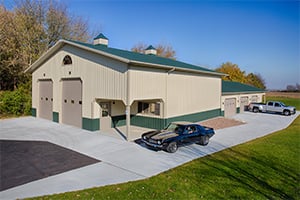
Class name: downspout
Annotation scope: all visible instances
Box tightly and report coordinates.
[125,67,131,141]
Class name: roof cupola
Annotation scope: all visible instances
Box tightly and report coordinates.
[145,45,157,55]
[93,33,108,46]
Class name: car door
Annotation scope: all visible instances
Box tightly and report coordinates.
[185,125,200,143]
[266,102,275,112]
[273,102,282,113]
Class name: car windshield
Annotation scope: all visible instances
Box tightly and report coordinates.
[280,102,286,107]
[165,123,184,134]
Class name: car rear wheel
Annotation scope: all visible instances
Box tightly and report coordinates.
[199,135,209,146]
[253,107,259,113]
[166,142,178,153]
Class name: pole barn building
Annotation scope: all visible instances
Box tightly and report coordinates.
[26,34,264,140]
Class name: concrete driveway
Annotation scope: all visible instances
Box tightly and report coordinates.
[0,111,299,199]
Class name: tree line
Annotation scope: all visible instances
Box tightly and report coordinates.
[0,0,91,91]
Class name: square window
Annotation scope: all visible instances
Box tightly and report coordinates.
[64,99,67,103]
[71,100,74,104]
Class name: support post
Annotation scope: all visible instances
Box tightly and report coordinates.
[125,105,131,141]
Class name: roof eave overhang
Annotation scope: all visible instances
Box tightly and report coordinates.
[25,40,130,73]
[25,39,225,77]
[222,91,265,95]
[129,60,225,77]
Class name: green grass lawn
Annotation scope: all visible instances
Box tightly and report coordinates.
[266,96,300,111]
[29,116,300,200]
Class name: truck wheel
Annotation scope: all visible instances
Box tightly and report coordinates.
[166,142,178,153]
[253,107,259,113]
[283,110,290,116]
[199,135,209,146]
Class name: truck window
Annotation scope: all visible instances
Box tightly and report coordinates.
[275,103,280,107]
[267,102,273,106]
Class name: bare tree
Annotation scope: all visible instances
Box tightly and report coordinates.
[131,43,176,59]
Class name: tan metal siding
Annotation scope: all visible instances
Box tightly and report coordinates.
[166,72,221,118]
[32,44,128,120]
[129,66,166,104]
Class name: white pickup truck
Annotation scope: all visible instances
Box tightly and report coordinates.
[248,101,296,116]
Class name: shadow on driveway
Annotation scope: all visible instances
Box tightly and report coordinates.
[0,140,100,191]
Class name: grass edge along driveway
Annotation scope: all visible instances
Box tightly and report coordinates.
[29,115,300,200]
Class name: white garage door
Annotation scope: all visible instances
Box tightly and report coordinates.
[224,98,236,117]
[62,79,82,128]
[240,97,249,113]
[39,80,53,120]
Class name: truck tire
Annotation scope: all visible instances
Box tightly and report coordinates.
[166,142,178,153]
[283,110,290,116]
[199,135,209,146]
[253,107,259,113]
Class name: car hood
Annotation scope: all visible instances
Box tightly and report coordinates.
[285,106,295,109]
[144,130,178,140]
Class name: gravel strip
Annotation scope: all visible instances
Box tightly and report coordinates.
[199,117,245,130]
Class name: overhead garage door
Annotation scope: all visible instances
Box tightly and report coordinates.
[251,95,258,103]
[224,98,236,117]
[62,79,82,128]
[240,97,249,113]
[39,80,53,120]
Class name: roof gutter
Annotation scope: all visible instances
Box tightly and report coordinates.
[222,91,265,95]
[129,60,225,77]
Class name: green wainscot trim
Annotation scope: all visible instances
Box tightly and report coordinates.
[166,108,221,125]
[111,115,126,128]
[31,108,37,117]
[111,109,221,130]
[52,112,59,123]
[111,115,165,130]
[220,110,225,116]
[131,115,166,130]
[82,118,99,131]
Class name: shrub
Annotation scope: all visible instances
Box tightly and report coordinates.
[0,84,31,116]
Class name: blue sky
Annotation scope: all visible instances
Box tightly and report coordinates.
[4,0,300,90]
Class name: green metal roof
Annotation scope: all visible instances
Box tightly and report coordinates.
[145,45,156,50]
[222,80,265,94]
[69,40,223,75]
[93,33,108,40]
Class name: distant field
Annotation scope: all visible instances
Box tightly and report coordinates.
[267,92,300,99]
[266,92,300,110]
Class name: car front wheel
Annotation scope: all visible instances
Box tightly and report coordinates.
[166,142,178,153]
[283,110,290,116]
[199,135,209,146]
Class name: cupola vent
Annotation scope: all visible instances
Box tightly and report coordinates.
[145,45,157,55]
[93,33,108,46]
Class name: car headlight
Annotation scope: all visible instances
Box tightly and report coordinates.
[143,136,147,140]
[157,140,161,145]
